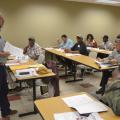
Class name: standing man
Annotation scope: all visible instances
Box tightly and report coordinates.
[23,37,44,62]
[0,15,17,120]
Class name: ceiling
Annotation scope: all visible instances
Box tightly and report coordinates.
[65,0,120,6]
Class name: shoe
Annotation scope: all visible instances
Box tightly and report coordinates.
[9,109,18,115]
[2,116,10,120]
[9,86,23,94]
[96,87,105,95]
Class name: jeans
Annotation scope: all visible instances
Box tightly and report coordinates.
[0,65,10,117]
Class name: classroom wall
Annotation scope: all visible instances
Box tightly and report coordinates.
[0,0,120,48]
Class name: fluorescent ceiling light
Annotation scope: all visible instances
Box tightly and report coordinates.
[96,0,120,4]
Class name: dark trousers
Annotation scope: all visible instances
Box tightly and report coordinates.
[56,56,75,71]
[100,70,112,88]
[0,65,10,117]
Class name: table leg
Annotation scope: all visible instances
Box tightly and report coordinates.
[19,80,37,117]
[66,63,83,83]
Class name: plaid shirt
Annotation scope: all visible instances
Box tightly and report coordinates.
[26,43,43,59]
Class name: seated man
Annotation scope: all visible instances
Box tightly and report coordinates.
[64,35,88,72]
[23,37,44,61]
[59,34,74,49]
[97,35,113,59]
[96,38,120,95]
[56,34,74,66]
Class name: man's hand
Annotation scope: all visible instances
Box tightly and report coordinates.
[64,49,71,53]
[110,59,117,65]
[2,51,10,57]
[23,45,29,54]
[96,58,104,62]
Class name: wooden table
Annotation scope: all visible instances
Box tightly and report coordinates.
[45,48,118,83]
[45,48,117,71]
[35,92,120,120]
[9,63,56,117]
[87,47,112,55]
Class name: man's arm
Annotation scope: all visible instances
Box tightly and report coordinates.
[23,46,29,54]
[0,51,10,57]
[64,49,79,54]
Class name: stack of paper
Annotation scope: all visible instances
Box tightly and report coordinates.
[95,60,118,68]
[54,112,103,120]
[4,42,24,57]
[15,68,39,78]
[62,94,108,114]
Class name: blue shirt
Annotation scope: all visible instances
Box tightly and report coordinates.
[59,39,74,49]
[0,36,7,63]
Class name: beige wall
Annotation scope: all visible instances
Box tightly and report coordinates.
[0,0,120,48]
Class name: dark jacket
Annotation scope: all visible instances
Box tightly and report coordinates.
[71,43,88,56]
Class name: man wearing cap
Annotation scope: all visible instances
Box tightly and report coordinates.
[23,37,44,61]
[96,38,120,95]
[64,35,88,72]
[0,15,17,120]
[65,35,88,55]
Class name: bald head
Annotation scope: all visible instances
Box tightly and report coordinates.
[0,15,4,29]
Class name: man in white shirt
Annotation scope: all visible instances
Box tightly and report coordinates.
[100,35,113,50]
[97,35,113,59]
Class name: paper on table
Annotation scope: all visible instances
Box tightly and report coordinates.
[4,42,23,57]
[65,53,81,57]
[45,47,54,50]
[15,68,38,78]
[87,47,92,50]
[6,62,20,66]
[95,60,118,69]
[54,112,81,120]
[62,94,108,114]
[75,101,108,114]
[55,48,64,52]
[62,94,94,107]
[54,112,103,120]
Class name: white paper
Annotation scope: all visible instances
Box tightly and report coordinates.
[4,42,24,57]
[95,60,118,68]
[87,47,92,50]
[54,112,81,120]
[65,53,81,57]
[62,94,94,107]
[54,112,103,120]
[6,55,29,66]
[55,48,64,52]
[62,94,108,114]
[15,68,38,78]
[75,101,107,114]
[45,47,54,50]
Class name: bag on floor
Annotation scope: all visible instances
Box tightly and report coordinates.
[42,60,60,97]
